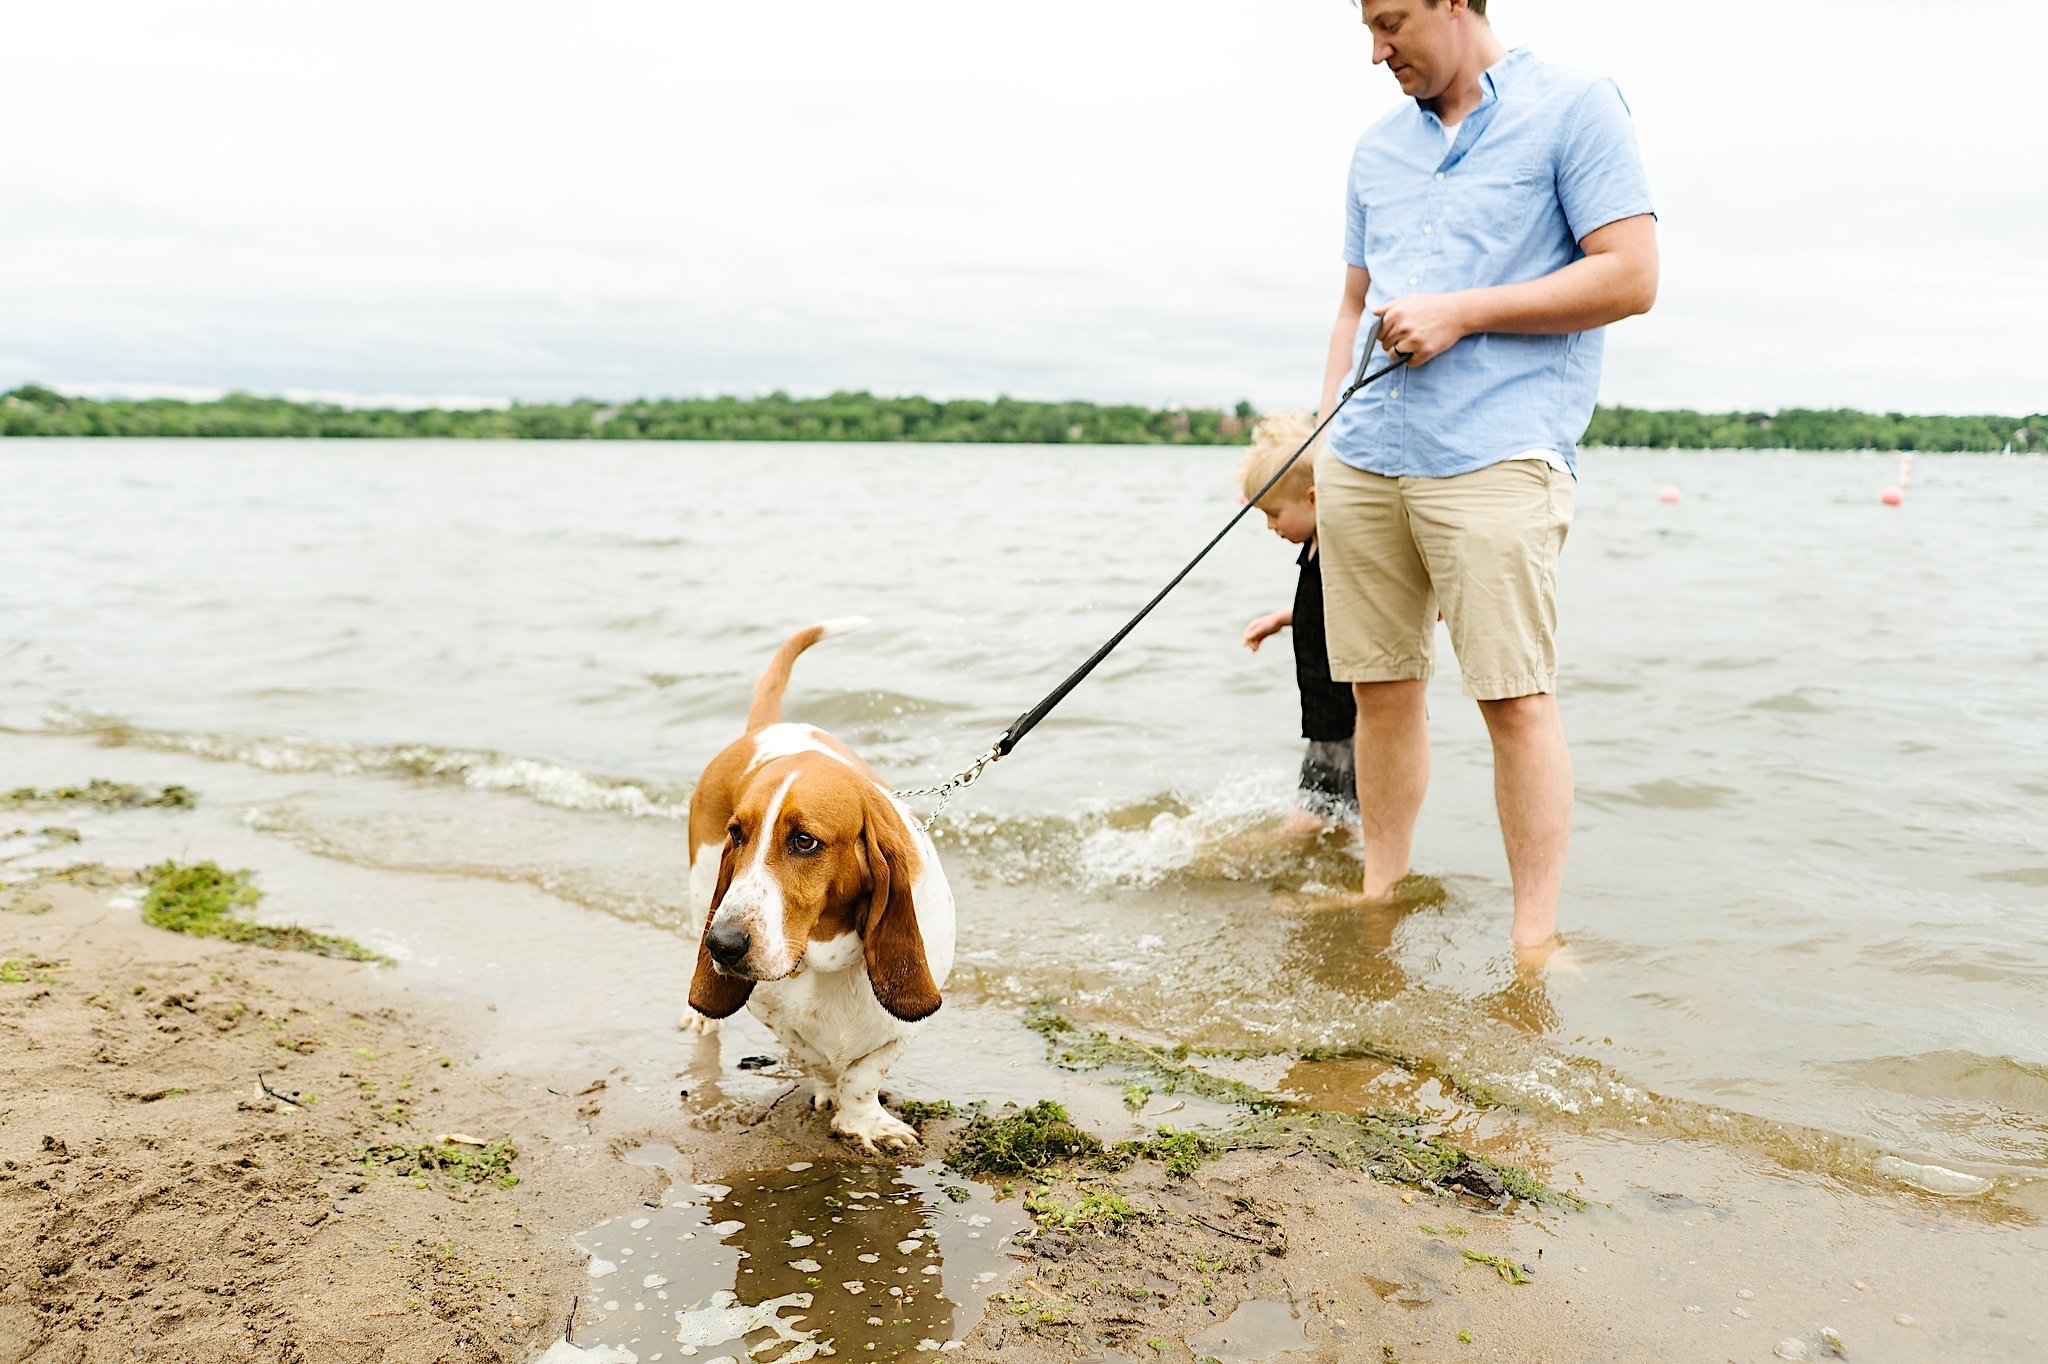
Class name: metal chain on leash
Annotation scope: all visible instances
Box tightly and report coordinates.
[896,743,1003,833]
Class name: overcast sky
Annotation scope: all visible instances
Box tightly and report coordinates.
[4,1,2042,414]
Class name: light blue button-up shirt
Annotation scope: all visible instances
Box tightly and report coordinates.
[1328,48,1655,479]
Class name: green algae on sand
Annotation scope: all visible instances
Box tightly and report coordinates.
[2,780,195,810]
[1017,1007,1584,1209]
[141,860,390,963]
[359,1139,520,1191]
[947,1100,1104,1177]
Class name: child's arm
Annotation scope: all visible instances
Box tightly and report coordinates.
[1243,608,1293,652]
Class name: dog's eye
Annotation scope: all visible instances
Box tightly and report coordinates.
[787,830,821,856]
[727,823,744,845]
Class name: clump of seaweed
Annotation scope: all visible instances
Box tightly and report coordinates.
[1025,1007,1276,1110]
[32,862,131,888]
[947,1100,1103,1177]
[1024,1188,1143,1232]
[141,860,389,963]
[1102,1127,1221,1180]
[1460,1249,1533,1284]
[894,1098,961,1127]
[1013,1009,1580,1209]
[0,957,65,985]
[1203,1038,1501,1109]
[2,780,194,810]
[360,1139,519,1190]
[1226,1109,1583,1209]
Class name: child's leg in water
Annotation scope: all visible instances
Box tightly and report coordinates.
[1291,737,1358,835]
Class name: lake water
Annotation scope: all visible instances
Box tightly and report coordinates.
[3,438,2044,1213]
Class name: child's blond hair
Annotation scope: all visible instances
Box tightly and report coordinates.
[1237,411,1323,507]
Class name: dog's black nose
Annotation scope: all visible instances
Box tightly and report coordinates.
[706,922,751,968]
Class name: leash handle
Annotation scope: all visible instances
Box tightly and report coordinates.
[995,322,1404,759]
[1352,315,1385,392]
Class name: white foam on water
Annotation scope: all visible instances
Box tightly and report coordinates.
[536,1342,639,1364]
[47,710,692,821]
[1874,1156,1994,1196]
[1068,771,1301,889]
[672,1290,817,1352]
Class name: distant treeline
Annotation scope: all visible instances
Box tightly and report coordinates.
[2,385,2037,452]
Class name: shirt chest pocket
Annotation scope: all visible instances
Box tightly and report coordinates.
[1441,152,1550,259]
[1360,150,1549,281]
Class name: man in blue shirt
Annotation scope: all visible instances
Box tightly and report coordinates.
[1314,0,1658,952]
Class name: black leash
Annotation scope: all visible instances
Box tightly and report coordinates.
[902,321,1404,826]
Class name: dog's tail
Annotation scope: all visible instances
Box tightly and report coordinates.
[747,618,869,731]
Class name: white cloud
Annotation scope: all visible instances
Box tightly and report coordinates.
[1,1,2041,414]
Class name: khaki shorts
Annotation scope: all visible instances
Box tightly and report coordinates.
[1312,454,1575,700]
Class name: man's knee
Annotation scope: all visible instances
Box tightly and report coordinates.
[1352,678,1428,719]
[1477,692,1559,740]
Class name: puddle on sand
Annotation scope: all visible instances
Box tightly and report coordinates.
[1189,1297,1311,1362]
[567,1152,1028,1361]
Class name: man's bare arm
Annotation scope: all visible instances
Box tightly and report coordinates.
[1374,214,1659,365]
[1320,265,1372,418]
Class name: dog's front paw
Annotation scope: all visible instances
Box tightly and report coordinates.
[810,1081,837,1112]
[831,1103,920,1156]
[678,1010,722,1036]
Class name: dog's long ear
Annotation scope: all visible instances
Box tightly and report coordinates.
[860,791,941,1022]
[688,842,755,1019]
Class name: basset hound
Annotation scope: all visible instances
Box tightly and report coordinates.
[681,620,956,1153]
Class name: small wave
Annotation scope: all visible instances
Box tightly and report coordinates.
[43,708,693,821]
[1976,867,2048,887]
[1587,778,1739,811]
[1873,1156,1995,1198]
[799,688,973,728]
[1071,774,1356,889]
[36,708,1358,892]
[933,772,1360,890]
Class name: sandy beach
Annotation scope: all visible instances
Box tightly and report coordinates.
[2,802,1580,1364]
[5,732,2039,1364]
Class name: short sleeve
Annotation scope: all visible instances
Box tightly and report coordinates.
[1556,79,1655,244]
[1342,151,1368,267]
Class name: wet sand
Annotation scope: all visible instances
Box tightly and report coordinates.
[3,731,2042,1363]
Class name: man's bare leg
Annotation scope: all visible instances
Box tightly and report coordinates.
[1477,693,1573,946]
[1353,679,1430,898]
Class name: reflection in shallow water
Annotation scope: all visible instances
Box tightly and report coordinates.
[568,1155,1027,1361]
[1188,1297,1310,1362]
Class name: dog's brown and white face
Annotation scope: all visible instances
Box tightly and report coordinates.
[689,751,940,1023]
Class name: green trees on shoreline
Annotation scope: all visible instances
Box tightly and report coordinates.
[2,384,2036,452]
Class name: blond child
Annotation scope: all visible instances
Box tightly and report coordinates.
[1239,413,1358,835]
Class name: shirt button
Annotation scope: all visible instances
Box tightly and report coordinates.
[1408,276,1419,285]
[1435,172,1446,181]
[1390,388,1401,398]
[1423,224,1434,234]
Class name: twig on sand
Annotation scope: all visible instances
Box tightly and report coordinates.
[564,1296,577,1343]
[257,1073,302,1109]
[1190,1214,1266,1245]
[743,1082,804,1125]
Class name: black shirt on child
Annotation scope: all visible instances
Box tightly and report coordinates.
[1293,539,1357,743]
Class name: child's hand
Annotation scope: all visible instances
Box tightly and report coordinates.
[1243,613,1288,651]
